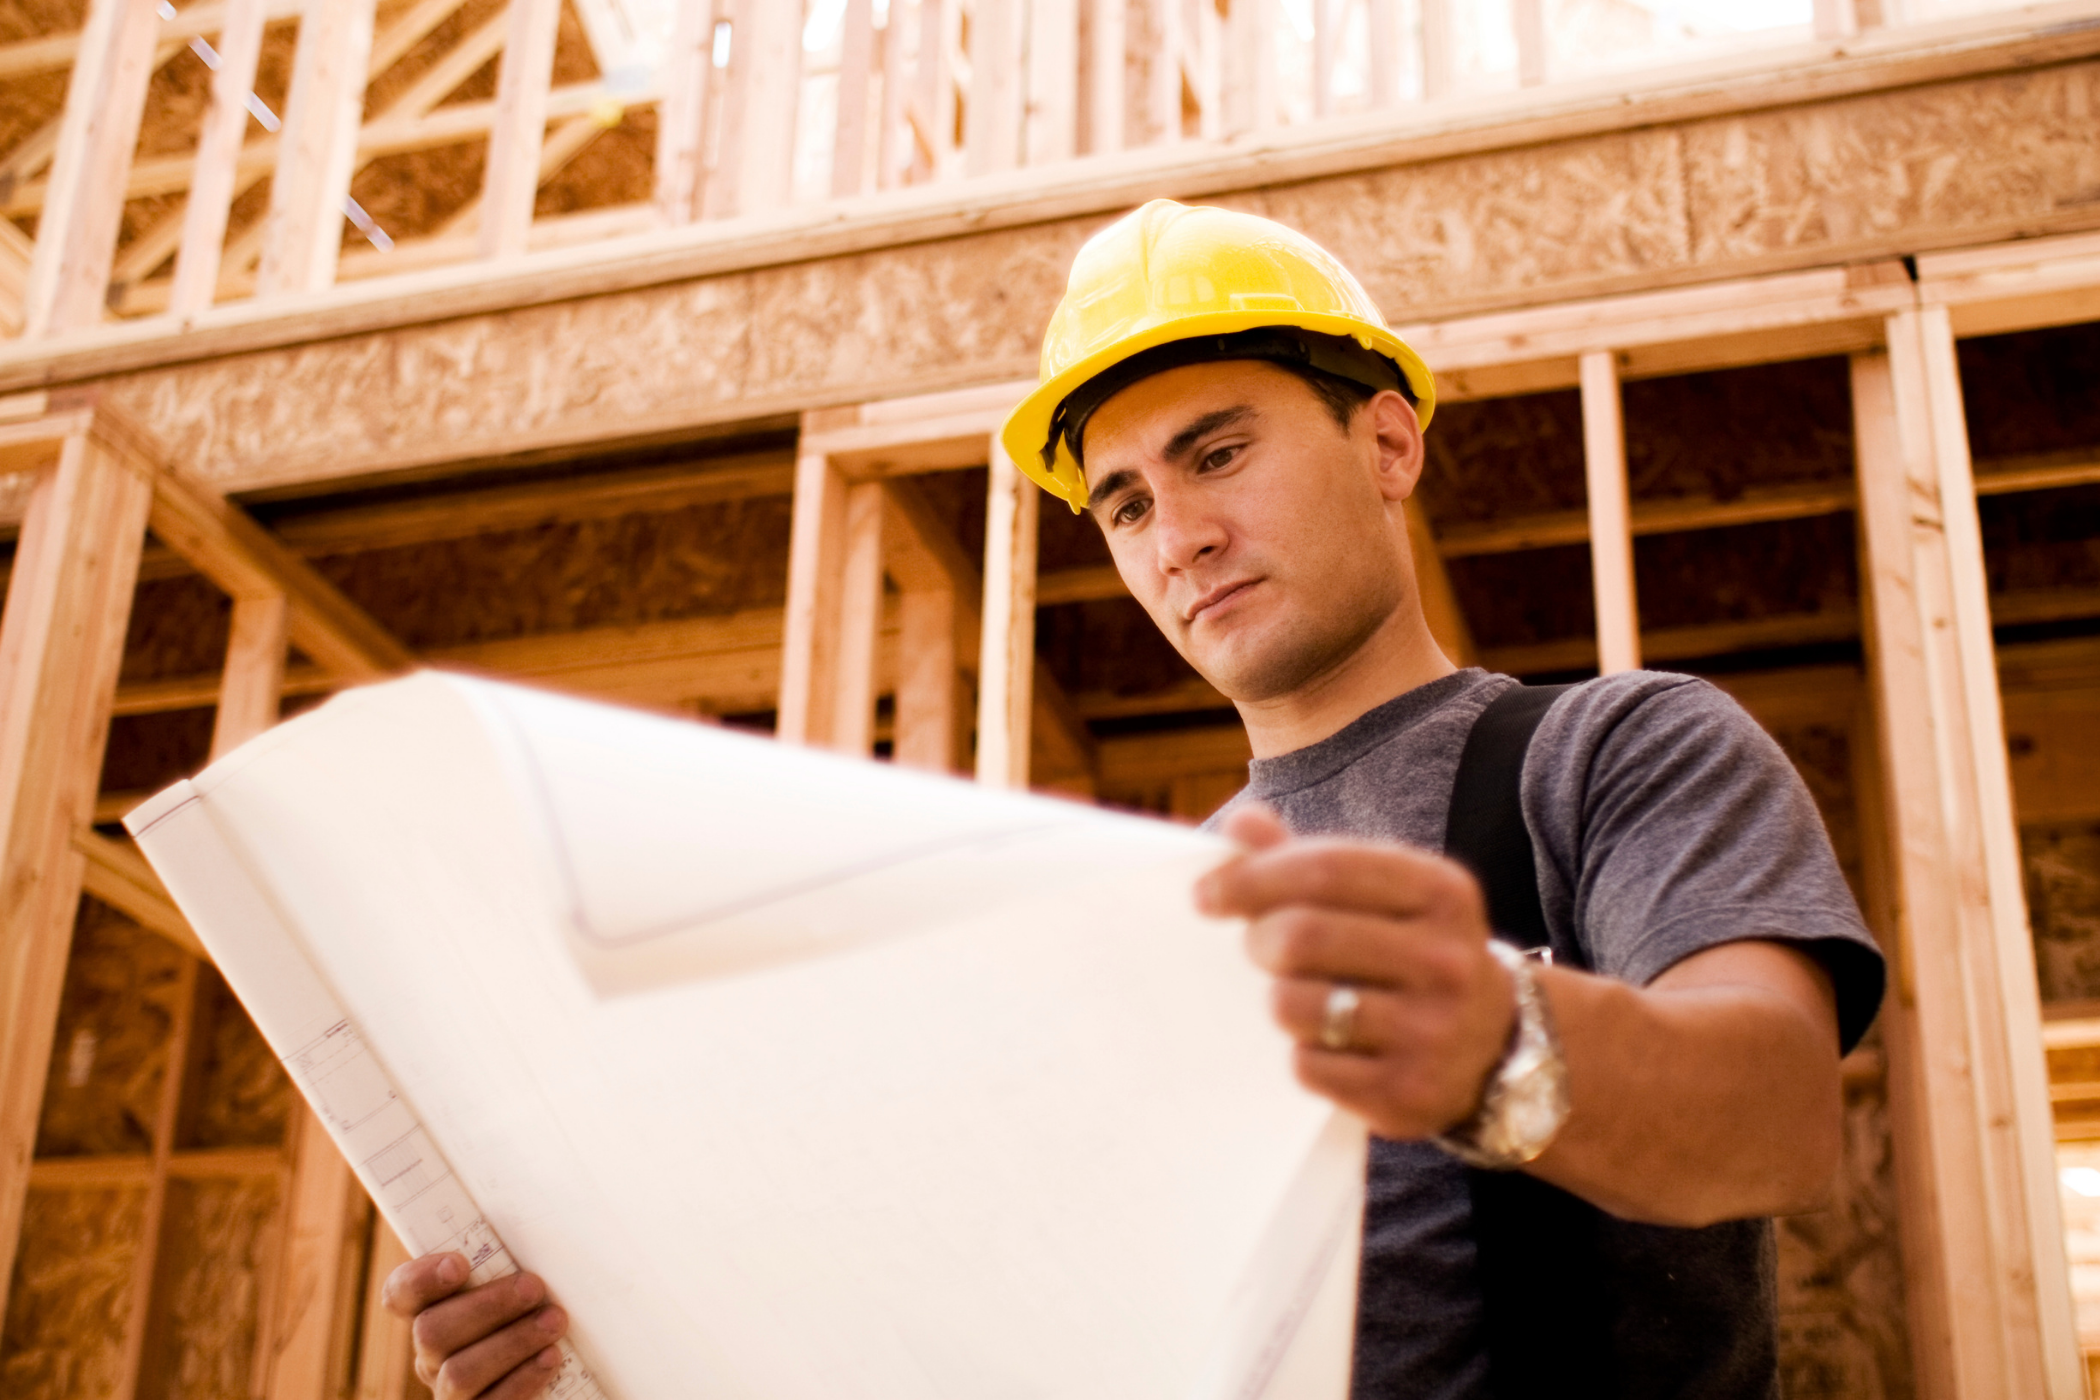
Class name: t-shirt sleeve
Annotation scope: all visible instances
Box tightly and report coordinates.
[1522,672,1886,1054]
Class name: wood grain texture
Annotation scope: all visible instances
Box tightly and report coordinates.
[72,58,2100,494]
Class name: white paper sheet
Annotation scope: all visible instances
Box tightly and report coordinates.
[128,672,1364,1400]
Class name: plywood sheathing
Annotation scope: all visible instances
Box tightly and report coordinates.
[87,55,2100,498]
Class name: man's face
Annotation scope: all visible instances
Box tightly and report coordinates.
[1080,360,1423,704]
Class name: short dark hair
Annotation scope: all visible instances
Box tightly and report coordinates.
[1057,328,1417,470]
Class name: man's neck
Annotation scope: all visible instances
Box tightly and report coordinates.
[1232,604,1458,759]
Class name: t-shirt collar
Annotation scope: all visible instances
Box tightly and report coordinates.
[1243,668,1490,800]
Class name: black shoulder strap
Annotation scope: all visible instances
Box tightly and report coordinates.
[1441,681,1616,1399]
[1442,682,1570,954]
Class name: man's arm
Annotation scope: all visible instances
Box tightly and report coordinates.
[1201,804,1842,1229]
[381,1253,567,1400]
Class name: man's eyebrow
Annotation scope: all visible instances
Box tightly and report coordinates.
[1086,468,1140,513]
[1163,405,1255,461]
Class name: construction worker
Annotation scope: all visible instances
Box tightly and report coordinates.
[384,200,1884,1399]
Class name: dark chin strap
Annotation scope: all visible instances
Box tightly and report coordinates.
[1042,327,1406,476]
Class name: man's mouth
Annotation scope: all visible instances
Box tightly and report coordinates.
[1184,579,1260,624]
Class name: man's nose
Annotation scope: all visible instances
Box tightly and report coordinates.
[1151,486,1228,574]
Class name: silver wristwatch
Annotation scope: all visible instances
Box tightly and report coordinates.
[1431,939,1571,1170]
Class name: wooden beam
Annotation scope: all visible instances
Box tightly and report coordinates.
[831,480,887,755]
[967,0,1022,176]
[479,0,563,261]
[263,1107,364,1400]
[256,0,377,297]
[0,0,303,79]
[169,0,271,318]
[776,447,852,745]
[0,418,153,1324]
[1580,350,1639,673]
[102,414,411,680]
[1405,498,1477,666]
[976,437,1039,787]
[1312,0,1341,117]
[1436,480,1857,558]
[1852,326,2081,1399]
[1025,0,1078,164]
[19,0,161,336]
[74,828,205,958]
[1419,0,1453,97]
[1143,0,1181,145]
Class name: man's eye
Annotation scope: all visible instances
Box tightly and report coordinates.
[1200,444,1241,472]
[1112,497,1150,527]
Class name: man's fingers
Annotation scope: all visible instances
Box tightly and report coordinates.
[1245,906,1477,988]
[429,1304,567,1400]
[412,1273,553,1375]
[1199,839,1480,924]
[1217,802,1290,852]
[382,1252,470,1317]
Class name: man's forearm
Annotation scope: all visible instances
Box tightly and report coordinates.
[1526,941,1842,1228]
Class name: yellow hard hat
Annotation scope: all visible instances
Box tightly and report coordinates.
[1001,199,1436,512]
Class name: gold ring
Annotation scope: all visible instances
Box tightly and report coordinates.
[1320,984,1361,1052]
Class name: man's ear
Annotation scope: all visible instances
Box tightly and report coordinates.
[1366,390,1426,503]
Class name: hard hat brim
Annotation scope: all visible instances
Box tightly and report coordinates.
[1000,310,1438,512]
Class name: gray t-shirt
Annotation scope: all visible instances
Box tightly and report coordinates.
[1212,667,1884,1400]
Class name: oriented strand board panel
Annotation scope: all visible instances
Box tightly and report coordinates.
[93,59,2100,494]
[0,1185,150,1400]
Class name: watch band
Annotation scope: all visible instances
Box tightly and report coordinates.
[1431,939,1572,1170]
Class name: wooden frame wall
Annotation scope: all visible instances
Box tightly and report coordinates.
[3,188,2100,1400]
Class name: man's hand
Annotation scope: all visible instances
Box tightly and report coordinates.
[1197,803,1515,1140]
[381,1253,567,1400]
[1199,803,1845,1227]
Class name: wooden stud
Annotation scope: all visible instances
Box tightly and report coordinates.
[1221,0,1273,137]
[877,0,911,187]
[479,0,563,261]
[656,0,717,223]
[256,0,377,297]
[353,1220,418,1400]
[1085,0,1125,153]
[1419,0,1453,98]
[0,219,30,335]
[885,477,975,773]
[212,592,290,761]
[117,955,203,1400]
[967,0,1022,176]
[721,0,802,214]
[1852,331,2081,1400]
[832,0,877,196]
[1815,0,1859,41]
[169,0,271,318]
[0,419,154,1321]
[975,436,1039,788]
[907,0,953,181]
[777,447,852,746]
[19,0,161,336]
[830,479,887,755]
[1513,0,1547,87]
[1025,0,1079,165]
[261,1109,364,1400]
[1579,349,1639,674]
[1312,0,1341,118]
[1144,0,1181,145]
[1404,499,1476,666]
[1367,0,1402,107]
